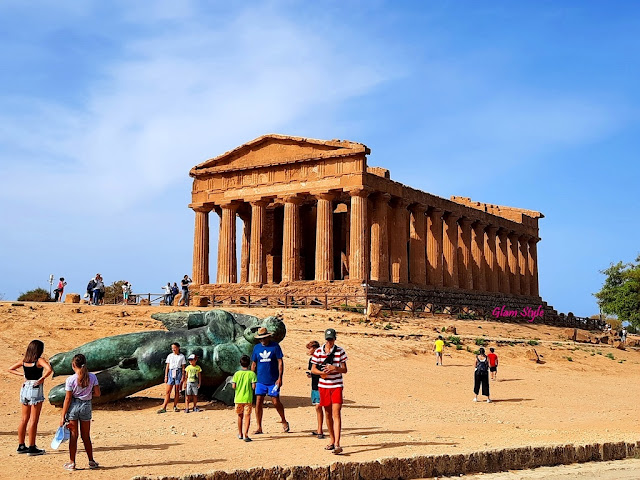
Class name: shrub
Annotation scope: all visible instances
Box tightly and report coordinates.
[606,353,615,360]
[441,327,446,332]
[448,336,462,345]
[17,288,52,302]
[457,313,478,320]
[456,344,463,350]
[475,338,487,346]
[567,356,573,362]
[527,340,539,346]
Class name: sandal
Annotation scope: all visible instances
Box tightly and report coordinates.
[63,462,76,471]
[253,430,263,435]
[282,421,290,433]
[333,446,343,454]
[157,408,167,414]
[325,444,335,451]
[173,406,180,412]
[193,407,201,412]
[89,460,99,469]
[317,433,325,439]
[184,408,190,413]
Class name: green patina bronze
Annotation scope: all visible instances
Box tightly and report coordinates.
[48,310,286,406]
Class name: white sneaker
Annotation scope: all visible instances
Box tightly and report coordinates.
[486,399,492,403]
[473,398,478,402]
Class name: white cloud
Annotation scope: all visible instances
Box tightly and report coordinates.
[0,4,390,211]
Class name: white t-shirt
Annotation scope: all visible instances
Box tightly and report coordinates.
[166,353,186,371]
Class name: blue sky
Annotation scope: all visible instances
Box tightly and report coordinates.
[0,1,638,316]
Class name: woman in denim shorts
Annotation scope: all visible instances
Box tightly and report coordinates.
[8,339,53,456]
[59,354,101,471]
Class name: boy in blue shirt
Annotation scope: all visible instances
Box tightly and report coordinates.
[250,327,289,434]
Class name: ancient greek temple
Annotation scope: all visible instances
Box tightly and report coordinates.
[189,134,548,313]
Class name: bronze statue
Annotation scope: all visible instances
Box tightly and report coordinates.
[48,310,286,405]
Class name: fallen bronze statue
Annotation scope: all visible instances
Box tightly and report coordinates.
[48,309,286,405]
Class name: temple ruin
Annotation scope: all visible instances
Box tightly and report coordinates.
[188,134,558,317]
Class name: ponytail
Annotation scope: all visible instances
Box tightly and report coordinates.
[72,354,90,388]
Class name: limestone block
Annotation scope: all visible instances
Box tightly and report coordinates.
[139,299,150,306]
[445,325,457,334]
[173,293,182,306]
[575,330,590,343]
[564,328,576,341]
[615,341,626,350]
[366,302,383,318]
[65,294,80,304]
[194,296,209,307]
[525,348,540,362]
[600,335,609,344]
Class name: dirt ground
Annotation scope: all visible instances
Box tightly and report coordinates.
[1,302,638,480]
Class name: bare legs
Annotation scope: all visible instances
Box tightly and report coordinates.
[254,395,287,433]
[161,384,180,410]
[18,403,43,447]
[323,403,342,449]
[67,420,95,465]
[315,404,324,435]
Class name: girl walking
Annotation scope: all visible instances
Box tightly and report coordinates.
[8,340,53,455]
[60,354,101,470]
[473,347,491,403]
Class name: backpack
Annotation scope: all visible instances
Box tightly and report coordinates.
[171,285,179,295]
[476,356,489,375]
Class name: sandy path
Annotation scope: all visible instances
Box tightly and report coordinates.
[1,303,638,480]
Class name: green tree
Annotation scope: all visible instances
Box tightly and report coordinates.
[594,256,640,328]
[17,288,52,302]
[104,280,127,304]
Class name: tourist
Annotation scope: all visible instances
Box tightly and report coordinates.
[7,339,53,456]
[306,340,324,439]
[171,282,179,305]
[59,354,100,470]
[250,327,289,434]
[473,347,491,403]
[184,354,202,413]
[86,277,96,305]
[310,328,348,455]
[162,282,172,306]
[487,347,499,380]
[232,355,257,442]
[434,335,445,366]
[181,275,192,306]
[121,281,131,305]
[157,343,186,413]
[621,327,627,344]
[92,275,104,306]
[53,277,67,302]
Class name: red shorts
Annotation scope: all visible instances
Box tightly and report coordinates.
[319,387,343,406]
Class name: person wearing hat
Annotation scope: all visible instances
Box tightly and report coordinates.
[184,354,202,413]
[250,327,289,434]
[310,328,348,454]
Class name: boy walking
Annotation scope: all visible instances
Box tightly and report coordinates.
[184,354,202,413]
[487,347,499,380]
[232,355,257,442]
[157,343,186,413]
[434,335,445,365]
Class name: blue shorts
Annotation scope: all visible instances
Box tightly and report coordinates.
[167,370,182,385]
[311,389,320,405]
[66,398,92,422]
[20,381,45,406]
[255,382,280,397]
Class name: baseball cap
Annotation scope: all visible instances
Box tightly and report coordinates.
[188,354,197,360]
[325,328,336,340]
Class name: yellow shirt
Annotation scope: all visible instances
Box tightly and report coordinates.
[435,339,444,353]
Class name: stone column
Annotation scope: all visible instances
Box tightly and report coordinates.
[315,193,334,281]
[471,221,486,291]
[409,204,427,284]
[216,203,238,284]
[496,228,510,294]
[249,200,268,284]
[349,188,370,281]
[507,232,520,295]
[528,237,539,297]
[484,225,499,292]
[390,199,409,283]
[239,211,250,283]
[370,193,390,281]
[518,235,530,296]
[427,207,444,287]
[281,196,303,282]
[192,206,211,285]
[457,218,473,290]
[442,212,459,288]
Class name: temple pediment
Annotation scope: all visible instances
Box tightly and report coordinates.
[190,134,369,176]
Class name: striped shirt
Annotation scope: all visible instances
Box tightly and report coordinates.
[311,344,348,389]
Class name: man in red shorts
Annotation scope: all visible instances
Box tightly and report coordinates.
[311,328,348,454]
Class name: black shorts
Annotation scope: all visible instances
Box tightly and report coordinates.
[489,366,497,372]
